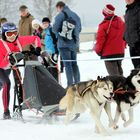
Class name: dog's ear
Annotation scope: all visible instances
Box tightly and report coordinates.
[97,76,101,81]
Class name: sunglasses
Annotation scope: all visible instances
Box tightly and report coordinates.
[5,30,18,37]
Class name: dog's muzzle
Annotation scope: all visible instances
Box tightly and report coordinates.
[103,92,114,101]
[110,92,114,97]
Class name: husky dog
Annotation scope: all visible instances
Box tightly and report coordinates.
[105,69,140,128]
[59,76,114,136]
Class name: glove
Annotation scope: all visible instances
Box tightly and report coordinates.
[30,46,41,56]
[9,52,24,66]
[35,47,41,56]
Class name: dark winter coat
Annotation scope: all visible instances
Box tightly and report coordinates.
[95,16,126,59]
[124,1,140,46]
[52,6,81,51]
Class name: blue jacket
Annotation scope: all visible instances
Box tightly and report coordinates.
[52,6,81,51]
[44,26,55,54]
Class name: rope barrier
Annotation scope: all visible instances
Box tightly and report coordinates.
[59,56,140,62]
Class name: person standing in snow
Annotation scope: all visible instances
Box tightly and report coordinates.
[42,17,58,56]
[18,5,34,51]
[41,17,59,81]
[0,22,41,119]
[124,0,140,68]
[32,19,44,40]
[95,4,126,76]
[52,1,81,86]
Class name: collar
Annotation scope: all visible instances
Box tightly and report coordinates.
[21,13,31,19]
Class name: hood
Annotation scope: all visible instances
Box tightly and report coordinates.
[62,5,70,13]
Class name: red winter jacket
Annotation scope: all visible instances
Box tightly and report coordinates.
[95,16,126,59]
[0,36,41,69]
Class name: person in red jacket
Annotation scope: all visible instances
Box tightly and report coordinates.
[0,22,41,119]
[94,4,126,76]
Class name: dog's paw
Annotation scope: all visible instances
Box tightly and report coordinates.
[123,121,132,128]
[113,125,119,130]
[108,122,118,130]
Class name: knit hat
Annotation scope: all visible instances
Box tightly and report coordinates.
[102,4,115,17]
[42,17,51,23]
[32,19,42,30]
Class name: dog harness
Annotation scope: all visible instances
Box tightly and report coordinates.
[114,87,137,95]
[75,81,104,105]
[76,80,95,97]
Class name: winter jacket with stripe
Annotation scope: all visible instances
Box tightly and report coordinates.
[0,36,41,68]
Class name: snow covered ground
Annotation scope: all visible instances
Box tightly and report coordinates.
[0,42,140,140]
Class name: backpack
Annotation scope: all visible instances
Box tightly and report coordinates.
[49,27,58,54]
[49,27,57,45]
[59,11,76,41]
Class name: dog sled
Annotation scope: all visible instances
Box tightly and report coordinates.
[12,51,80,122]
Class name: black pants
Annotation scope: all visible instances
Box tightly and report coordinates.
[0,69,11,112]
[105,60,123,76]
[129,43,140,68]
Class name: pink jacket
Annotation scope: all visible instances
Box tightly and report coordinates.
[0,36,41,68]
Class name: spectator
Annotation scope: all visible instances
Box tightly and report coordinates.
[95,4,126,76]
[124,0,140,68]
[0,18,7,26]
[0,22,41,119]
[52,1,81,86]
[32,19,43,39]
[18,5,34,51]
[42,17,58,55]
[42,17,59,81]
[0,18,7,39]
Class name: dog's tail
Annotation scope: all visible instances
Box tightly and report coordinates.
[59,87,74,110]
[59,95,68,110]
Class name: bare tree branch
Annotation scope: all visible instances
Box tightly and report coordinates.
[33,0,73,20]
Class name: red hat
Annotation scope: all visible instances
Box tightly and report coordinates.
[102,4,115,17]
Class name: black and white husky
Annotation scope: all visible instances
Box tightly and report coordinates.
[105,69,140,128]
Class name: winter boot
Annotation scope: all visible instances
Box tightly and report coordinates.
[3,110,11,120]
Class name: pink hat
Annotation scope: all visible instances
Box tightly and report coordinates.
[102,4,115,17]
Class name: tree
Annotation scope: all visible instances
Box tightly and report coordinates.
[33,0,73,20]
[0,0,27,24]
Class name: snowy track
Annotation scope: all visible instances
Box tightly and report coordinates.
[0,42,140,140]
